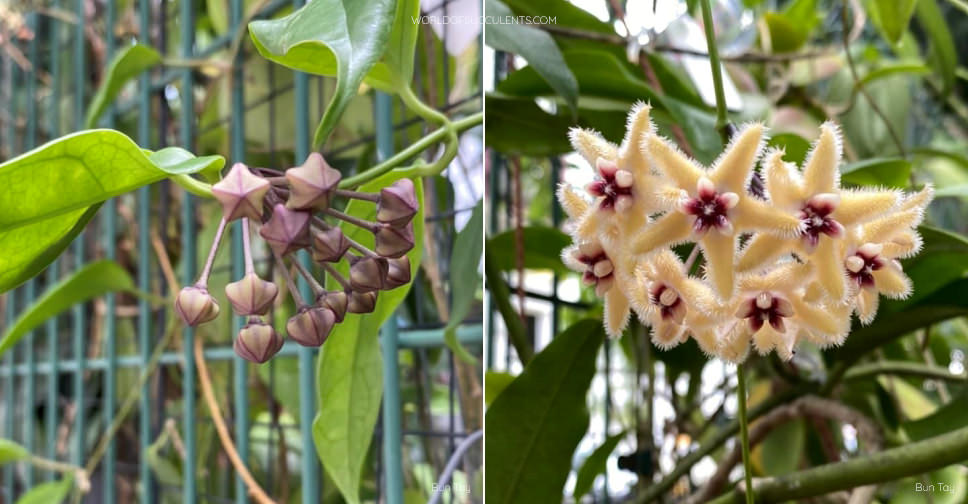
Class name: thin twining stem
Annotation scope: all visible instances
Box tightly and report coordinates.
[273,253,306,306]
[291,259,325,297]
[323,207,378,231]
[198,217,228,285]
[320,262,351,290]
[242,218,255,275]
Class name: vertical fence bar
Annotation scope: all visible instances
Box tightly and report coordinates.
[45,1,63,479]
[71,0,87,474]
[375,91,404,504]
[291,0,321,497]
[23,14,39,490]
[137,0,155,500]
[180,0,198,500]
[228,0,249,501]
[102,1,118,500]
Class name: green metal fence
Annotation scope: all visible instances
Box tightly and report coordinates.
[0,1,483,502]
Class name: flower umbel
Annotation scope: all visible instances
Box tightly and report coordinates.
[558,111,932,361]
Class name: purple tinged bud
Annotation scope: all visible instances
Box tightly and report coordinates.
[234,318,284,364]
[347,290,378,314]
[374,221,415,258]
[212,163,270,221]
[285,152,342,210]
[175,285,220,326]
[377,179,418,226]
[225,273,278,316]
[312,226,351,263]
[384,257,411,289]
[259,204,311,256]
[286,306,336,347]
[318,291,348,322]
[349,256,389,292]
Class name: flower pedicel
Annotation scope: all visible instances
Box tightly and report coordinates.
[175,155,418,363]
[559,103,932,362]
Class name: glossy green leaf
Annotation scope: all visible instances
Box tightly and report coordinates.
[313,171,424,504]
[248,0,396,146]
[501,0,612,35]
[0,129,224,232]
[484,371,516,407]
[84,44,162,129]
[14,476,74,504]
[858,61,930,87]
[0,205,100,294]
[753,419,805,476]
[147,147,225,182]
[764,0,819,53]
[487,226,571,274]
[444,199,483,363]
[377,0,421,85]
[0,260,134,357]
[903,392,968,442]
[486,319,604,503]
[768,133,812,165]
[485,0,579,112]
[933,184,968,198]
[840,157,911,188]
[866,0,918,45]
[485,95,575,156]
[573,431,626,500]
[916,0,957,96]
[0,439,30,464]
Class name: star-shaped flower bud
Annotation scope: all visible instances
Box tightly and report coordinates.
[285,152,341,210]
[349,256,389,292]
[374,221,415,258]
[234,318,283,364]
[347,290,378,314]
[212,163,270,221]
[635,124,802,299]
[286,306,336,347]
[737,124,902,300]
[175,285,220,326]
[377,179,418,226]
[225,273,278,316]
[259,204,311,256]
[312,227,351,263]
[384,257,411,289]
[318,290,348,323]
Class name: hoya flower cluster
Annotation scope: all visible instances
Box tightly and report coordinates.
[175,153,418,363]
[559,104,932,362]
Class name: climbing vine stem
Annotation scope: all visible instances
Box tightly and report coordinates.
[736,365,755,504]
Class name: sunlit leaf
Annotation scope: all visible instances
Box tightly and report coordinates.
[0,260,134,357]
[840,157,910,188]
[14,476,73,504]
[84,44,162,129]
[484,371,516,407]
[313,171,424,504]
[866,0,918,45]
[0,439,30,465]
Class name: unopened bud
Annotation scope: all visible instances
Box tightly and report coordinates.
[312,226,351,263]
[234,318,284,363]
[175,285,220,326]
[225,273,278,316]
[374,222,415,258]
[347,290,378,314]
[212,163,270,221]
[259,204,311,256]
[318,290,348,323]
[384,257,411,289]
[285,152,342,210]
[286,306,336,347]
[349,256,389,292]
[377,179,418,226]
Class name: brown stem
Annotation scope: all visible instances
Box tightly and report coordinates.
[323,208,378,232]
[194,337,276,504]
[291,259,325,296]
[273,253,306,306]
[320,262,351,290]
[334,189,379,202]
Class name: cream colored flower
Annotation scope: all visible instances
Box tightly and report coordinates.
[561,239,635,338]
[566,103,660,246]
[634,124,802,299]
[627,250,722,353]
[738,123,900,301]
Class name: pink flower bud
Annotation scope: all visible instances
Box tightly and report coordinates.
[347,290,378,314]
[259,204,311,256]
[286,306,336,347]
[175,285,220,326]
[311,226,351,263]
[349,256,389,292]
[225,273,278,316]
[234,318,284,364]
[374,221,415,258]
[212,163,270,221]
[285,152,342,210]
[318,290,348,322]
[377,179,418,226]
[384,257,411,289]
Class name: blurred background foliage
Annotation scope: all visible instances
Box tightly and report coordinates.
[484,0,968,502]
